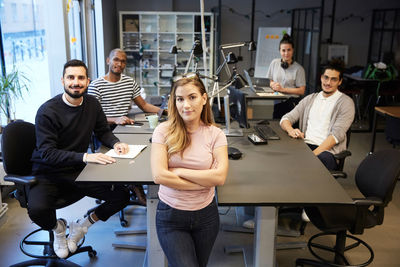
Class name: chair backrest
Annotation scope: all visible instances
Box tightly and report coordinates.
[385,115,400,146]
[1,120,36,176]
[356,150,400,206]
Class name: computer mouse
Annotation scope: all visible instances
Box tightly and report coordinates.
[228,146,242,160]
[257,119,269,125]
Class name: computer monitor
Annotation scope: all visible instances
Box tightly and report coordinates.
[228,86,249,129]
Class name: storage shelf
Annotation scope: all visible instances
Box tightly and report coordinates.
[120,11,214,96]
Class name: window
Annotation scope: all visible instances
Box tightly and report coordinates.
[11,3,17,23]
[68,0,84,60]
[23,3,28,22]
[0,0,51,123]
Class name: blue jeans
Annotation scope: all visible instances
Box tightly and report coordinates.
[156,198,220,267]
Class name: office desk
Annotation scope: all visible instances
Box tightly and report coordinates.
[343,74,380,131]
[77,123,352,267]
[217,122,353,267]
[76,134,164,267]
[370,106,400,153]
[241,87,298,100]
[113,122,155,134]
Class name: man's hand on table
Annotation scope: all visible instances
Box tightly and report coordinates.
[113,142,129,155]
[115,116,135,125]
[86,153,116,165]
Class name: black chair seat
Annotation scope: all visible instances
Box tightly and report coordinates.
[297,150,400,267]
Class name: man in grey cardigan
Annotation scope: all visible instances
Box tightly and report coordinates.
[280,63,355,170]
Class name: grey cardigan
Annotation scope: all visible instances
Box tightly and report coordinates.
[281,92,355,154]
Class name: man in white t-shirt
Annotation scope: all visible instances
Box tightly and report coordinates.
[280,63,355,170]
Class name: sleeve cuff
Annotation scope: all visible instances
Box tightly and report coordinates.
[157,108,164,117]
[83,153,88,163]
[280,117,289,126]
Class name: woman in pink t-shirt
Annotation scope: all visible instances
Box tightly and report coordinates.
[151,75,228,267]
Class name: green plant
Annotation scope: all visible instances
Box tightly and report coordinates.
[0,68,29,123]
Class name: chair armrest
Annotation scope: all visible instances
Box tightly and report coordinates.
[333,150,352,160]
[330,170,347,179]
[353,197,383,206]
[4,174,37,186]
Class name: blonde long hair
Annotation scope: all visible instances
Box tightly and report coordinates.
[165,77,214,157]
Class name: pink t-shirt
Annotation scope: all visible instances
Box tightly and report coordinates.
[152,122,227,211]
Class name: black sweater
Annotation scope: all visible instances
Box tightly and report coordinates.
[31,94,119,175]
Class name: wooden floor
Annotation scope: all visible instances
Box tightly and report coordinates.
[1,131,399,267]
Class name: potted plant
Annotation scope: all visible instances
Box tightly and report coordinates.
[0,68,29,132]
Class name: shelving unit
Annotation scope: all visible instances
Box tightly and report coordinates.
[120,11,214,96]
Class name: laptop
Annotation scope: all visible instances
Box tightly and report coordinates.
[243,70,273,94]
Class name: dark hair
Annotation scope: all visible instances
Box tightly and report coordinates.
[108,48,126,59]
[279,33,294,50]
[63,59,88,77]
[322,60,344,80]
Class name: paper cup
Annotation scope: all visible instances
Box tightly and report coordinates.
[147,115,159,129]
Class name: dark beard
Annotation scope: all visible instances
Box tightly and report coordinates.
[64,87,87,99]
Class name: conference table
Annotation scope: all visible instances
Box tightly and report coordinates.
[369,106,400,154]
[76,121,352,267]
[217,122,352,266]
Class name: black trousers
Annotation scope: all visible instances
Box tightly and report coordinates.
[307,144,338,171]
[27,172,130,230]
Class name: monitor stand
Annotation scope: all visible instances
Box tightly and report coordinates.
[223,95,243,137]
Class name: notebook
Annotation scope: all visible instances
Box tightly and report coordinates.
[105,145,147,159]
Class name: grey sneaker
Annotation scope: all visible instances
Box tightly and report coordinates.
[53,218,69,259]
[67,220,88,253]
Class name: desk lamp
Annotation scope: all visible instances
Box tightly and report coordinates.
[184,40,203,73]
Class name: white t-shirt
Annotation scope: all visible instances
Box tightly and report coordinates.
[304,90,342,146]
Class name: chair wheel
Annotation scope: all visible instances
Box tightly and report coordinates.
[88,250,97,258]
[120,220,128,227]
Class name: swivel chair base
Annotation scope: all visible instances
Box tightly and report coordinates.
[11,228,97,267]
[296,231,374,267]
[10,258,81,267]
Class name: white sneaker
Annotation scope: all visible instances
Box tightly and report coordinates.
[53,219,69,259]
[67,220,88,253]
[301,209,310,222]
[242,219,255,229]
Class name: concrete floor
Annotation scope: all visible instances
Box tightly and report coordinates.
[1,131,400,267]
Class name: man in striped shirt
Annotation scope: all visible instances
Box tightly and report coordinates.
[89,48,162,205]
[88,48,162,127]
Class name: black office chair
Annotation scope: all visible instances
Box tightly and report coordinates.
[331,129,352,179]
[296,149,400,267]
[2,120,96,267]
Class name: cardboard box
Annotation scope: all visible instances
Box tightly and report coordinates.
[125,19,139,32]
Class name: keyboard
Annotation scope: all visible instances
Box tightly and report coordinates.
[253,125,280,140]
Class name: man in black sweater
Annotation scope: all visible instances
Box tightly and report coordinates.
[29,59,130,259]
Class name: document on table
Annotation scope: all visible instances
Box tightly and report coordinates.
[256,92,284,97]
[105,145,147,159]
